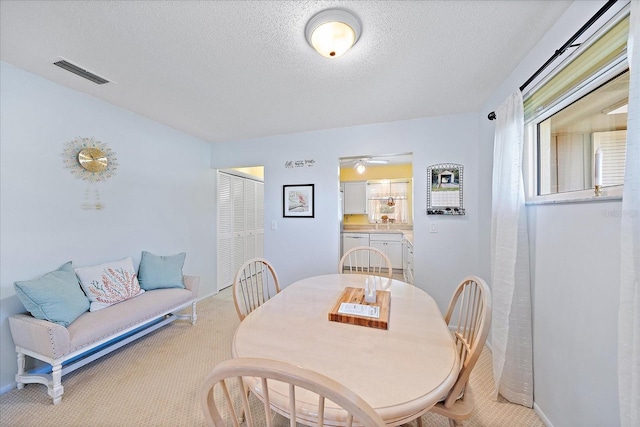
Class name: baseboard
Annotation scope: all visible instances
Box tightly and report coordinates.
[197,290,218,301]
[534,402,553,427]
[0,382,16,395]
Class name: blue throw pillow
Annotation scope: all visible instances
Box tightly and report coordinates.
[14,261,90,327]
[138,251,186,290]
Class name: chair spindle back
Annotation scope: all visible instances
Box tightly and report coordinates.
[201,358,386,427]
[338,246,393,278]
[441,275,491,408]
[233,258,280,321]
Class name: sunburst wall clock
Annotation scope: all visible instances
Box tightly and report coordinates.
[63,137,118,182]
[63,137,118,209]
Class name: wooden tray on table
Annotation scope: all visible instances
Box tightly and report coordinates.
[328,286,390,330]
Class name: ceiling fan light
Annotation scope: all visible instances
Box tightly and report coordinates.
[306,9,361,58]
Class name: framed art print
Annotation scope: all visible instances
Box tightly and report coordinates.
[283,184,314,218]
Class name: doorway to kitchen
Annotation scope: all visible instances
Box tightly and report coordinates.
[338,154,413,282]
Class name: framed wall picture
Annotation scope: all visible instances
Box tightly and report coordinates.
[427,163,465,215]
[283,184,315,218]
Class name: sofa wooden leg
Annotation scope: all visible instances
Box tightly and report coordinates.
[49,364,64,405]
[16,352,25,390]
[191,301,197,325]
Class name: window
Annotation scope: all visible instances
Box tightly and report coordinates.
[526,10,629,200]
[367,180,410,224]
[537,71,628,195]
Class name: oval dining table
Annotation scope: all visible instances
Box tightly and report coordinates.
[232,273,459,426]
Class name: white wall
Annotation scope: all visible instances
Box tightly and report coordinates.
[478,2,625,425]
[210,113,482,314]
[0,62,216,392]
[529,201,621,427]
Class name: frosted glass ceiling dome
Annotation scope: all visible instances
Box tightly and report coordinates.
[305,9,362,58]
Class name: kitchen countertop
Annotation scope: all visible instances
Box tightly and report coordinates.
[343,224,411,232]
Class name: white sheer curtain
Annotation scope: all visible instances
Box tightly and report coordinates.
[490,90,534,407]
[367,181,409,224]
[618,2,639,426]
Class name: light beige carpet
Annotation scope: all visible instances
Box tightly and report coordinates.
[0,288,543,427]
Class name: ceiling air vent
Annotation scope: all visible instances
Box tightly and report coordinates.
[52,59,110,85]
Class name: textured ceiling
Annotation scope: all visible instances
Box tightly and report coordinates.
[0,0,572,143]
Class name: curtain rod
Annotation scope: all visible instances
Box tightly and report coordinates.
[487,0,619,121]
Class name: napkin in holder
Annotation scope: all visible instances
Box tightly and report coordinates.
[365,276,378,303]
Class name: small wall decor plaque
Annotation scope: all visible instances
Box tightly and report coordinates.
[427,163,465,215]
[285,159,315,168]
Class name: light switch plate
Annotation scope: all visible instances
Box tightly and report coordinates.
[430,223,438,233]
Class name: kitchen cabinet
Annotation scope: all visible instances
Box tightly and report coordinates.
[370,233,403,269]
[402,236,414,284]
[217,171,264,290]
[342,181,368,214]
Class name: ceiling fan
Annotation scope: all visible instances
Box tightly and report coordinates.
[340,157,389,174]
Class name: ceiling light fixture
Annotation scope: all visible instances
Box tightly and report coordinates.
[355,162,366,174]
[305,9,361,58]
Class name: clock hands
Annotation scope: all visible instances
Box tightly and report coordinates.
[77,148,108,172]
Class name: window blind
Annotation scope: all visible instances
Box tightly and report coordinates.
[524,15,629,122]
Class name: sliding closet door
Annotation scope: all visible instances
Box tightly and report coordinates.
[217,171,264,290]
[244,179,265,260]
[255,181,264,259]
[245,179,257,261]
[217,172,234,289]
[232,175,246,279]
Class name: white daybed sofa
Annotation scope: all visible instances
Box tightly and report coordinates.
[8,254,198,405]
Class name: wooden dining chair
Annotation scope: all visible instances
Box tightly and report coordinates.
[422,275,492,427]
[232,258,280,321]
[338,246,393,278]
[201,357,386,427]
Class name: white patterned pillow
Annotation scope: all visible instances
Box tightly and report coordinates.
[75,257,144,312]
